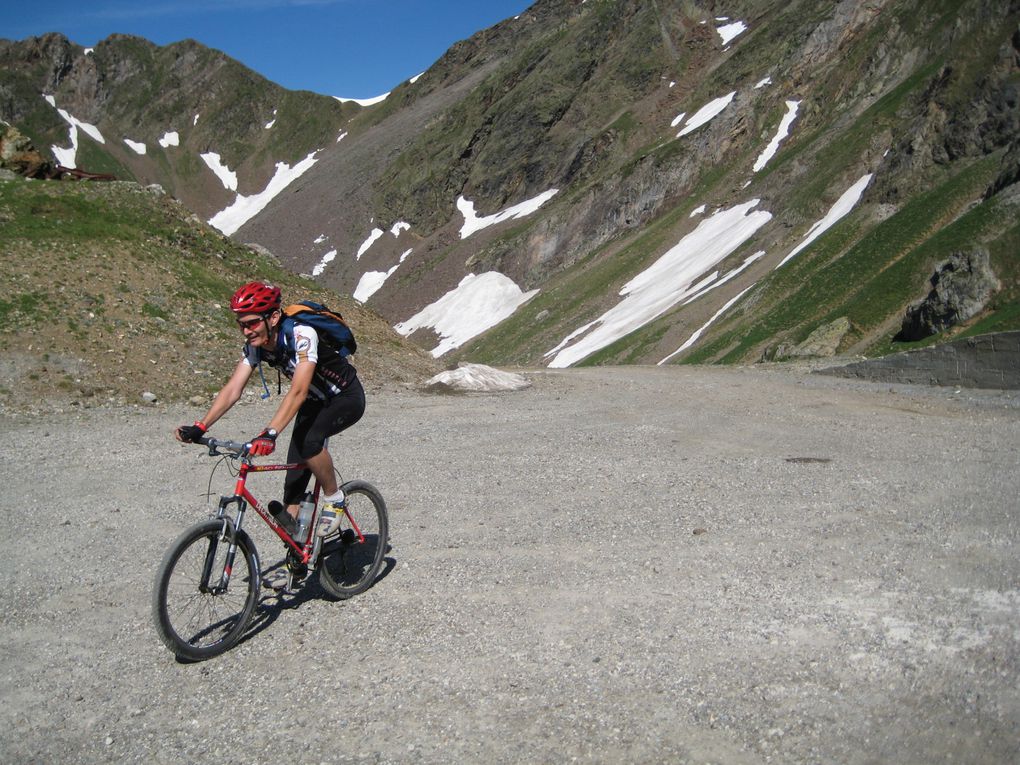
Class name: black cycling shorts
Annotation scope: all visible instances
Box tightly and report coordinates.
[283,376,365,504]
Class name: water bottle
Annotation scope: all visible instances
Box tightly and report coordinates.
[294,492,315,541]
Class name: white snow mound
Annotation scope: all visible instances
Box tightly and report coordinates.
[426,364,531,393]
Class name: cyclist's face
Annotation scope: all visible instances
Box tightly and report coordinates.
[237,312,272,345]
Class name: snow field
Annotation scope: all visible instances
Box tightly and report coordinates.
[546,200,773,368]
[395,273,539,358]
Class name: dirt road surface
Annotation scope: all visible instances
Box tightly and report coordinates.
[1,366,1018,764]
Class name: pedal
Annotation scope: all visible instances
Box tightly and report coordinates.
[286,557,308,584]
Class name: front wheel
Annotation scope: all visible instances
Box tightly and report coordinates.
[153,519,260,661]
[318,480,388,599]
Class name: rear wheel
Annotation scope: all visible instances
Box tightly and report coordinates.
[318,480,388,599]
[153,519,260,661]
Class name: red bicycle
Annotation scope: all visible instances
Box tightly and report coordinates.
[152,435,388,661]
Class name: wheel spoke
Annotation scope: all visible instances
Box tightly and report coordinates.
[154,521,260,660]
[318,482,388,599]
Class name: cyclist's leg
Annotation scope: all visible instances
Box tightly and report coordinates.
[283,379,365,508]
[281,402,317,519]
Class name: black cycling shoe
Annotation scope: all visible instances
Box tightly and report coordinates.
[268,500,296,536]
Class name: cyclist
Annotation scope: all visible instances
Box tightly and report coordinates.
[174,281,364,535]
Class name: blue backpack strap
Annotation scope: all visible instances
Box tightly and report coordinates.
[277,315,297,353]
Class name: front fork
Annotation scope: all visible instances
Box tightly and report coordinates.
[203,496,246,593]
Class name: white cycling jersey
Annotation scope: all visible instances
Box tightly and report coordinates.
[242,324,349,400]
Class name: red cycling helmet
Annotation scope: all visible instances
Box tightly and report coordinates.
[230,282,281,314]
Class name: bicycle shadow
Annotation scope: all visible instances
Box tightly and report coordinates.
[234,546,396,650]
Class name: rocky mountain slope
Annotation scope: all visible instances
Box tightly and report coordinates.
[0,32,356,219]
[2,0,1018,373]
[0,172,438,413]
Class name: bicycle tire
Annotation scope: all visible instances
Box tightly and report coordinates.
[318,480,388,599]
[153,519,260,661]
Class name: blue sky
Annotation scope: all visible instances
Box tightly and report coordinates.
[7,0,535,99]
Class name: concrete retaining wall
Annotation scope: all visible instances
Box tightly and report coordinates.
[817,331,1020,390]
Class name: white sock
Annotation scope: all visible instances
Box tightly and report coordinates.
[322,489,345,504]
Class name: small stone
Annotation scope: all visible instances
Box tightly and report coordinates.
[141,391,157,403]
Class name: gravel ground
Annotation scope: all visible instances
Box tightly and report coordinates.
[1,365,1018,764]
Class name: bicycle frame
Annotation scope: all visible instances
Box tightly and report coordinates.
[199,435,371,585]
[216,455,321,565]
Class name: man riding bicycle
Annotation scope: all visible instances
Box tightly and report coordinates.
[174,281,364,535]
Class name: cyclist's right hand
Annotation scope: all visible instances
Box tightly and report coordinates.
[176,421,208,443]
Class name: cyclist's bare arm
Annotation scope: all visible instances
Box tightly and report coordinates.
[264,359,315,435]
[182,359,254,437]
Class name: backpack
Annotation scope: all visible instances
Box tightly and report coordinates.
[281,301,357,357]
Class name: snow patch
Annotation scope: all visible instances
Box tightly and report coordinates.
[42,94,106,167]
[689,204,707,217]
[124,138,147,155]
[753,100,800,172]
[659,285,756,364]
[754,76,772,89]
[356,248,414,300]
[356,227,385,260]
[677,92,736,137]
[208,151,319,236]
[775,174,873,269]
[717,21,747,46]
[681,250,765,307]
[311,249,337,278]
[546,200,772,368]
[390,221,411,237]
[395,272,539,357]
[158,131,179,148]
[200,152,238,191]
[334,93,390,107]
[51,129,78,167]
[457,189,558,239]
[426,363,531,393]
[355,268,398,301]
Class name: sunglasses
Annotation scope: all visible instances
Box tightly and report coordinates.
[236,316,266,331]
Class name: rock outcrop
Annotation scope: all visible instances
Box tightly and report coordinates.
[761,317,853,361]
[897,249,1001,341]
[0,122,58,178]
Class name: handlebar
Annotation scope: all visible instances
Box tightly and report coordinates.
[197,435,252,457]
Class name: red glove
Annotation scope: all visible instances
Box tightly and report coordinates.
[249,428,277,456]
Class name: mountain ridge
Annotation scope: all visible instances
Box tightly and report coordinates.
[2,0,1018,378]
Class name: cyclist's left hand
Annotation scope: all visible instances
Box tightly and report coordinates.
[176,421,207,443]
[249,428,277,456]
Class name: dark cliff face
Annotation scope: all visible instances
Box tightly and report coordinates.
[2,0,1019,368]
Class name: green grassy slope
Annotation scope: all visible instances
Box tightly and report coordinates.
[0,177,438,411]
